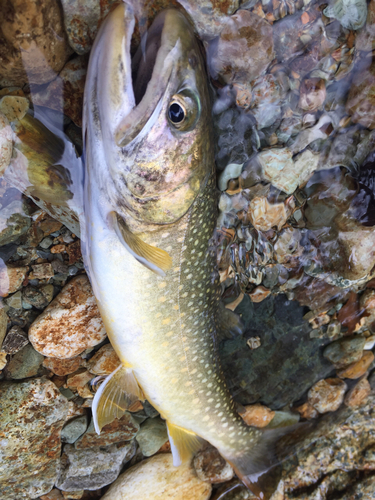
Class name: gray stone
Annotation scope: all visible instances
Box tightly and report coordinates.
[0,200,30,246]
[23,285,50,310]
[55,441,136,491]
[136,417,168,457]
[1,325,28,354]
[61,415,88,444]
[0,378,69,499]
[6,343,44,379]
[4,291,22,310]
[323,336,366,369]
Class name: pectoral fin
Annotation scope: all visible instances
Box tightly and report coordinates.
[92,364,145,434]
[166,422,203,466]
[112,212,172,276]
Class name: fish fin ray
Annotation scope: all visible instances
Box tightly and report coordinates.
[166,422,203,466]
[215,302,244,341]
[92,364,145,434]
[112,212,172,276]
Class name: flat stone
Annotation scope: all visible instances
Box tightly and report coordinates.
[337,351,375,379]
[344,377,372,407]
[5,343,44,379]
[136,417,168,457]
[240,404,275,428]
[43,356,83,376]
[1,325,28,354]
[323,336,366,369]
[100,453,212,500]
[86,344,121,375]
[61,415,89,444]
[193,446,234,484]
[308,378,347,414]
[0,0,73,87]
[55,441,135,491]
[29,275,106,359]
[0,378,69,499]
[0,265,27,297]
[75,413,139,449]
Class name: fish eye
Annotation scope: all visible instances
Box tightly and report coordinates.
[167,90,200,131]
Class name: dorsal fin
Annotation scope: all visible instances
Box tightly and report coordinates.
[92,364,145,434]
[111,212,172,276]
[166,422,203,466]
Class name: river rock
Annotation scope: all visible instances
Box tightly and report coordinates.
[100,453,212,500]
[307,378,347,414]
[0,308,7,348]
[66,370,94,399]
[28,275,106,359]
[0,0,73,87]
[61,415,89,444]
[86,344,121,375]
[193,446,234,483]
[344,377,372,407]
[55,441,135,491]
[0,111,12,175]
[43,356,84,376]
[0,378,69,499]
[0,199,30,247]
[337,351,375,379]
[207,10,274,84]
[323,336,366,369]
[0,265,27,297]
[346,61,375,129]
[5,343,44,379]
[1,325,28,354]
[74,413,139,449]
[136,417,168,457]
[240,404,275,428]
[40,489,65,500]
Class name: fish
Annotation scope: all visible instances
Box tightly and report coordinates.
[81,3,288,498]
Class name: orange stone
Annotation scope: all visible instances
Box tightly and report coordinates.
[294,401,319,420]
[240,404,275,428]
[43,356,83,376]
[249,286,271,303]
[51,244,66,254]
[301,12,310,24]
[344,378,371,407]
[86,344,121,376]
[337,351,375,379]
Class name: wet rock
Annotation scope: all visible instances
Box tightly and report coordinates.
[31,56,87,127]
[207,10,274,84]
[294,401,319,420]
[23,284,53,310]
[340,475,375,499]
[4,290,22,309]
[29,263,54,280]
[67,370,94,399]
[100,453,212,500]
[1,325,28,354]
[248,196,291,231]
[136,417,168,457]
[43,356,84,376]
[0,351,8,370]
[337,351,375,379]
[5,343,44,379]
[75,413,139,449]
[0,378,69,499]
[266,409,300,428]
[40,489,65,500]
[307,378,347,413]
[193,445,234,483]
[61,415,89,444]
[323,336,366,369]
[324,0,367,30]
[0,200,30,247]
[0,111,12,176]
[86,344,121,375]
[0,0,73,87]
[0,265,26,297]
[344,377,372,407]
[55,441,135,491]
[346,61,375,129]
[298,78,326,112]
[240,404,275,427]
[29,275,106,359]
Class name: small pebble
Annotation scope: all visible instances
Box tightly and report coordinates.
[337,351,375,379]
[247,336,261,350]
[308,378,347,413]
[294,401,319,420]
[240,404,275,427]
[344,378,372,407]
[2,325,28,354]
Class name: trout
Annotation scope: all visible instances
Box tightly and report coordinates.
[83,4,280,497]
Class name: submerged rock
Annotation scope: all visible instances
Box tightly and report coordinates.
[193,445,234,483]
[307,378,347,414]
[0,378,69,499]
[136,417,168,457]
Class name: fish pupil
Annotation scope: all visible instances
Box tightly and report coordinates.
[169,103,185,123]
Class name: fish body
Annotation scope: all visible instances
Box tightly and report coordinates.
[83,4,274,497]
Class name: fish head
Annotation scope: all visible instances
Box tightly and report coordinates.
[84,3,214,225]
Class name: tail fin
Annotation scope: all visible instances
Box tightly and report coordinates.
[223,423,315,499]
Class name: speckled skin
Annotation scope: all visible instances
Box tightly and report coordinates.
[83,1,262,479]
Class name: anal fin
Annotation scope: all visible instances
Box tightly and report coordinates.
[167,422,203,466]
[92,364,145,434]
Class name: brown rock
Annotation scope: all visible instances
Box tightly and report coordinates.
[74,413,139,449]
[344,378,372,407]
[240,403,275,427]
[2,325,28,354]
[0,110,12,176]
[207,10,274,84]
[193,446,234,483]
[86,344,121,375]
[0,0,73,87]
[66,240,82,265]
[337,351,375,379]
[51,244,67,254]
[30,263,54,280]
[346,61,375,129]
[100,453,212,500]
[294,401,319,420]
[43,356,83,376]
[0,351,8,370]
[28,275,106,359]
[40,489,65,500]
[308,378,347,413]
[67,369,94,398]
[249,286,271,303]
[31,56,87,127]
[0,265,27,296]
